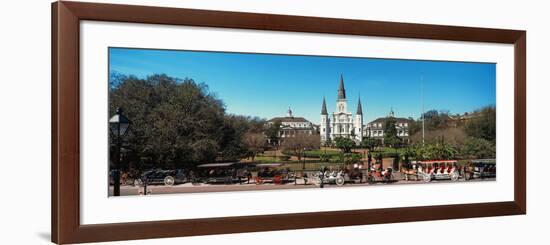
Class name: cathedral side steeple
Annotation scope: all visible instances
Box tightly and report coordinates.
[356,97,363,115]
[320,97,330,144]
[321,97,328,115]
[354,96,364,141]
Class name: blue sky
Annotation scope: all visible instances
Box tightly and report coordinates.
[109,47,496,124]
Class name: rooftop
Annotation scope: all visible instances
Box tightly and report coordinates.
[267,116,311,123]
[368,116,411,125]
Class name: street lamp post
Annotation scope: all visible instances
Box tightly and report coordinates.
[109,108,130,197]
[302,148,307,170]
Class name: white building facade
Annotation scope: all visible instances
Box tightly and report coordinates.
[320,75,363,145]
[364,109,411,144]
[266,107,318,145]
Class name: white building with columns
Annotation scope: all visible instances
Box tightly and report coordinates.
[320,75,363,145]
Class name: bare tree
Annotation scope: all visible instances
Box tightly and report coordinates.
[281,133,320,161]
[243,132,266,161]
[410,127,467,147]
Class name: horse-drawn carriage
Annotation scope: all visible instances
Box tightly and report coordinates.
[417,160,460,182]
[253,163,295,185]
[400,162,420,181]
[366,162,395,183]
[463,159,496,180]
[315,167,365,186]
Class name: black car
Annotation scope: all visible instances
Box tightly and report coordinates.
[140,169,189,186]
[195,163,250,184]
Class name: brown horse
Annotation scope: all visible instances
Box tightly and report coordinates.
[400,167,418,181]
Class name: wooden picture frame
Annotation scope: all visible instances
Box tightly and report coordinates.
[51,1,526,244]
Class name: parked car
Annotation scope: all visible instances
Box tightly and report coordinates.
[464,159,496,180]
[417,160,459,182]
[140,169,189,186]
[136,169,189,186]
[195,162,250,184]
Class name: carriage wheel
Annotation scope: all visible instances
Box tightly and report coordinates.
[164,176,175,186]
[422,173,431,183]
[134,179,142,186]
[225,176,233,184]
[335,176,345,186]
[450,172,459,182]
[274,175,283,185]
[367,175,374,184]
[314,175,323,186]
[255,177,263,185]
[191,178,201,186]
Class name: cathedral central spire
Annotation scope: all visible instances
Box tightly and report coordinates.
[337,74,346,100]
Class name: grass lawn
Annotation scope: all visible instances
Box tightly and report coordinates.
[371,147,408,155]
[272,162,348,172]
[252,155,339,164]
[304,147,341,157]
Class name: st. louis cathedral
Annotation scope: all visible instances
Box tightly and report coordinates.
[320,75,363,144]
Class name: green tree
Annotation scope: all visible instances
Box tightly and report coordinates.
[420,109,453,130]
[464,106,496,142]
[264,120,282,145]
[319,152,331,162]
[460,137,496,159]
[383,117,401,147]
[344,153,362,165]
[361,136,376,150]
[412,142,458,160]
[334,137,355,153]
[407,117,421,136]
[109,73,262,169]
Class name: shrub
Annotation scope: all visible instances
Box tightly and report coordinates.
[344,153,362,165]
[278,156,291,161]
[320,153,331,162]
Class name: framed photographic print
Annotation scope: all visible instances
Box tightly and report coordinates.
[52,1,526,244]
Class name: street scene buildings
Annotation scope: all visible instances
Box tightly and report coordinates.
[108,48,497,196]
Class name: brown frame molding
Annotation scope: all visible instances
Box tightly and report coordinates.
[52,1,526,244]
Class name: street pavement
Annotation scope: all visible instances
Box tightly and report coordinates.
[109,177,495,196]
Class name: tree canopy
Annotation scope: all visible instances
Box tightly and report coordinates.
[383,117,400,147]
[109,73,264,169]
[408,106,496,160]
[334,137,355,153]
[464,106,496,142]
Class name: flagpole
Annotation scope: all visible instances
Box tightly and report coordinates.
[421,75,425,145]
